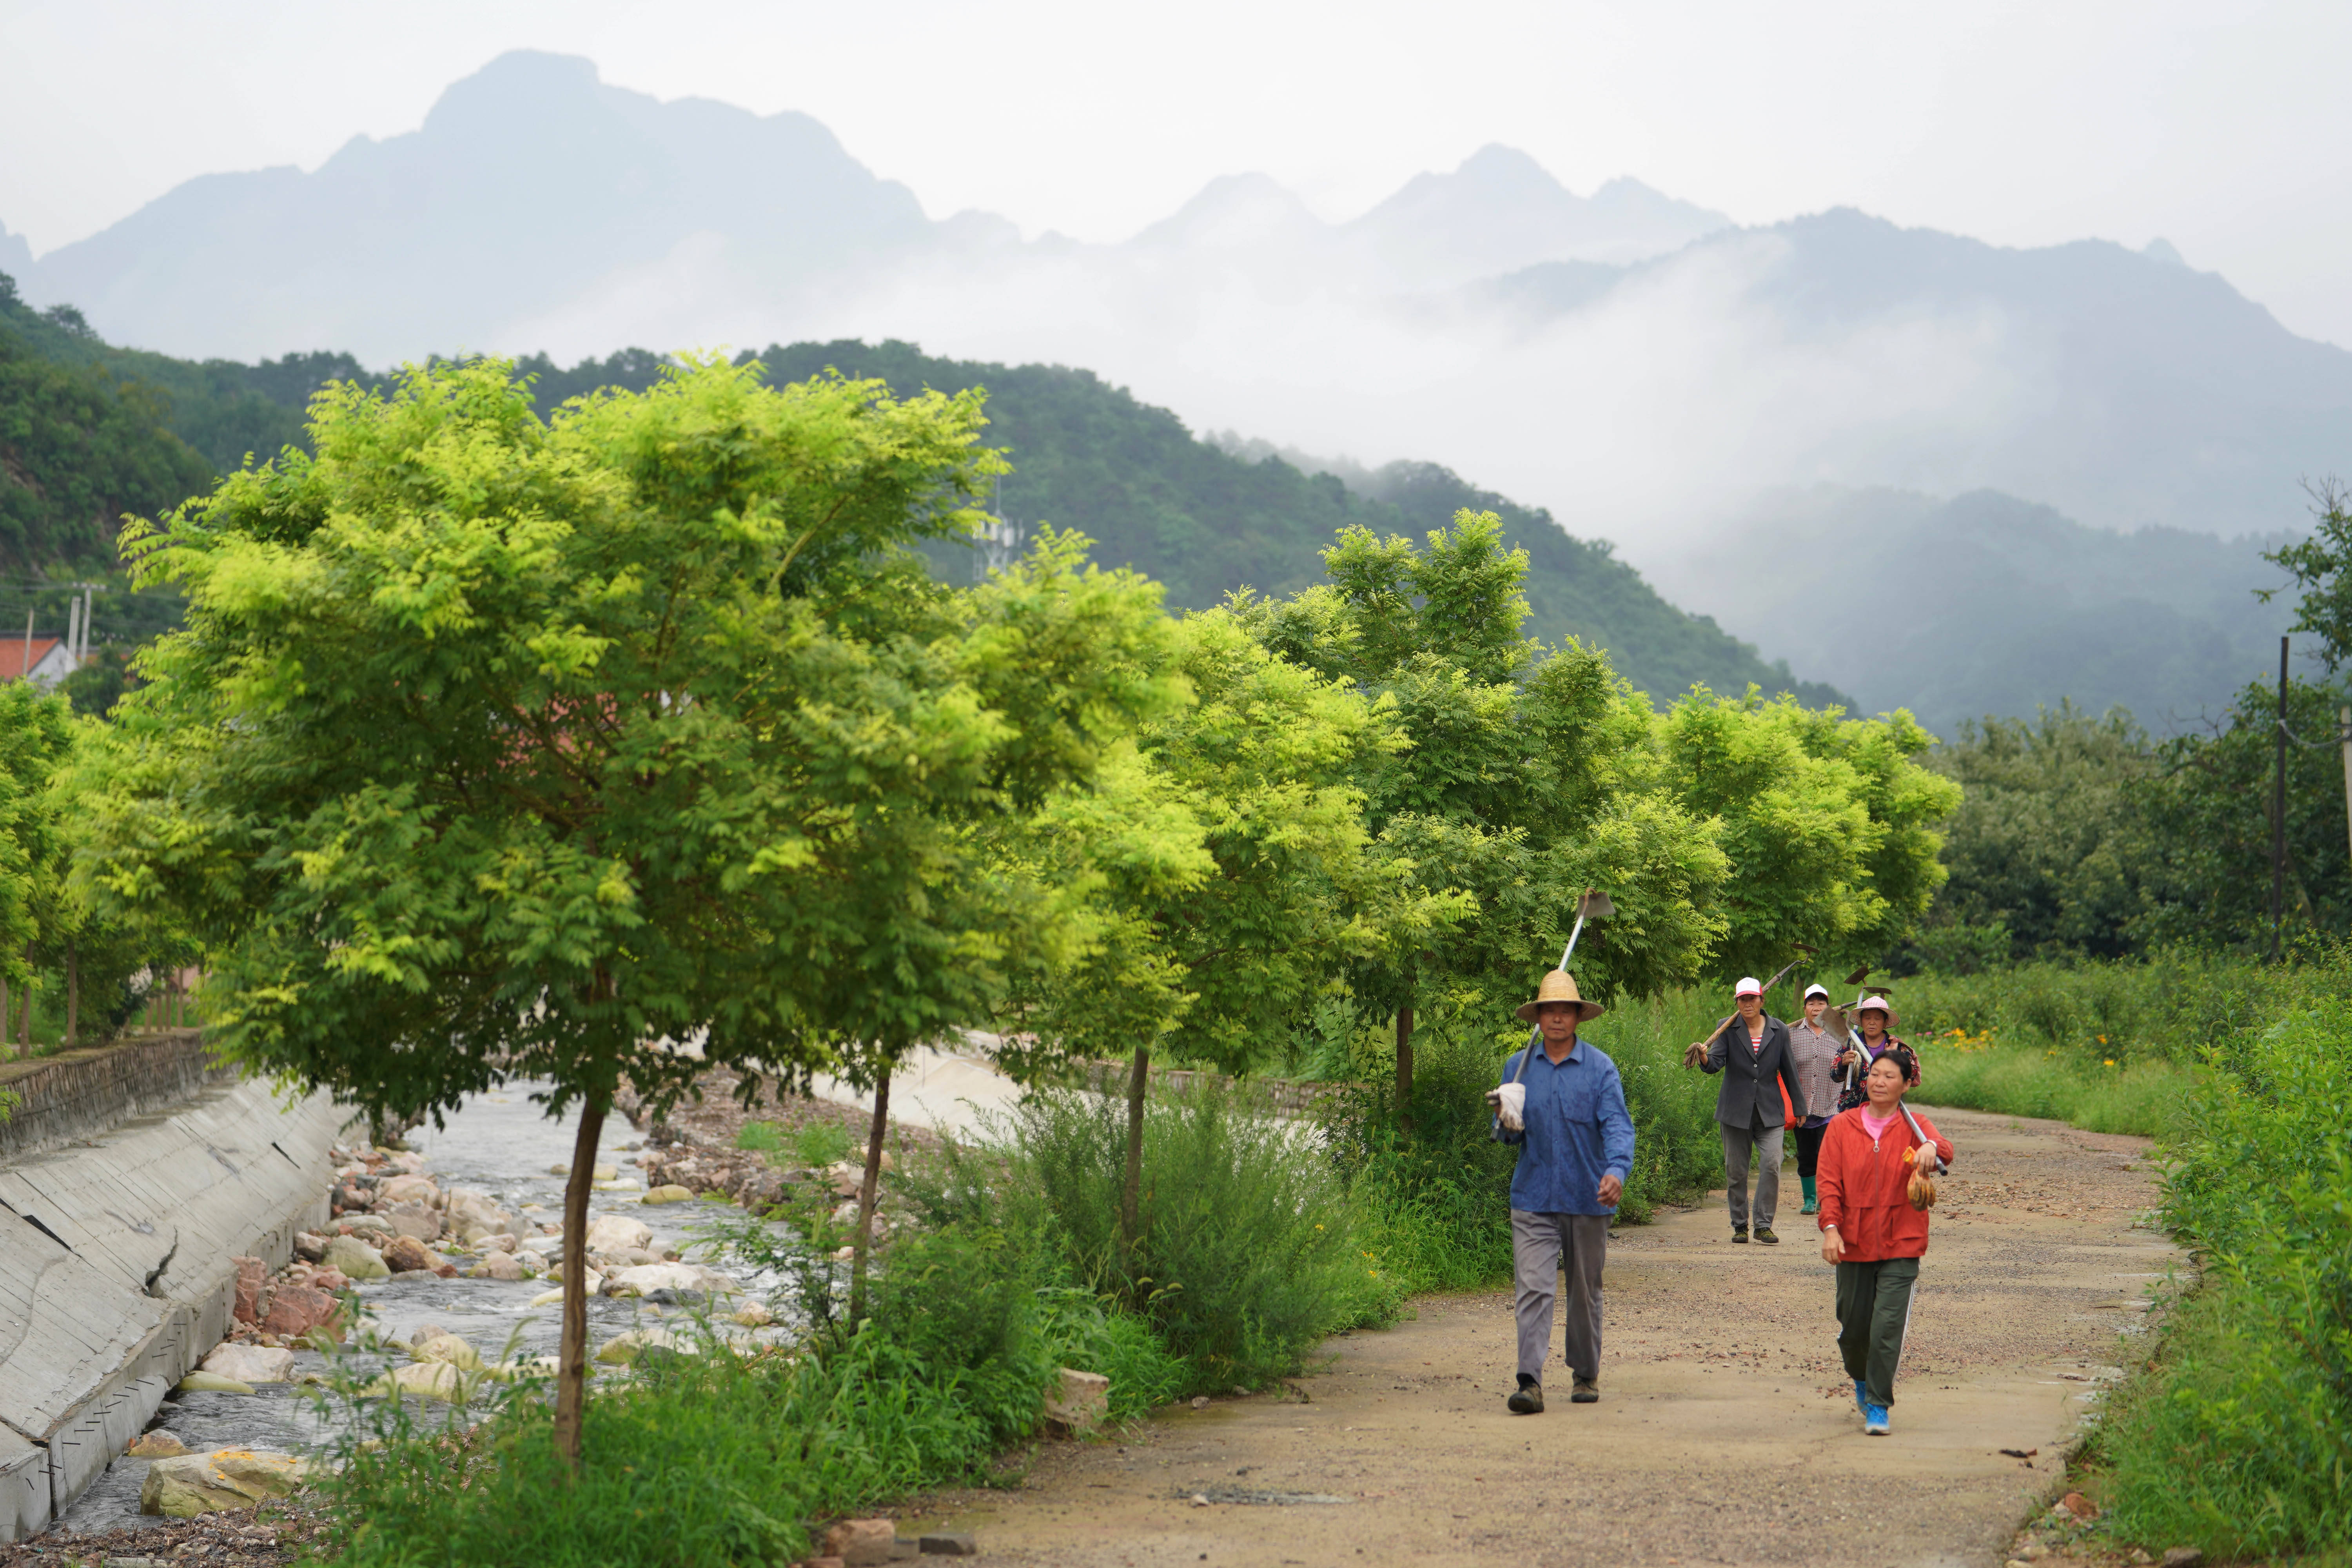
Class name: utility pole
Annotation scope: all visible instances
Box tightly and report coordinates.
[2272,636,2289,962]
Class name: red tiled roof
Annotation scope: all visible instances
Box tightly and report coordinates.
[0,637,63,681]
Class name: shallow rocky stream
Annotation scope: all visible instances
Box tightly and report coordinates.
[50,1080,785,1539]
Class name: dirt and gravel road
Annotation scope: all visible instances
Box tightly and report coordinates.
[900,1105,2178,1568]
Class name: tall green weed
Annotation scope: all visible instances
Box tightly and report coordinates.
[1903,1037,2187,1137]
[1895,948,2352,1065]
[954,1079,1391,1391]
[2090,999,2352,1557]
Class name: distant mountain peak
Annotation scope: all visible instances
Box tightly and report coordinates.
[430,49,601,113]
[1345,145,1728,283]
[1130,172,1324,250]
[1446,143,1570,196]
[20,50,928,361]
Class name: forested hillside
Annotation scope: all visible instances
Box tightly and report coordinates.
[0,296,1840,707]
[0,276,217,577]
[629,340,1844,706]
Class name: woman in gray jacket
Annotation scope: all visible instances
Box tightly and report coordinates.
[1689,976,1809,1243]
[1786,983,1843,1214]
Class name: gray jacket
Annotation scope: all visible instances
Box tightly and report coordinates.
[1702,1014,1809,1129]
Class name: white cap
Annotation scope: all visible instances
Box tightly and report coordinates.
[1734,976,1762,997]
[1803,983,1829,1000]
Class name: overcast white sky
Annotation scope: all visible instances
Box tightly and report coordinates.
[5,0,2351,343]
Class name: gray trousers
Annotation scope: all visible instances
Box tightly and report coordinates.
[1510,1210,1607,1384]
[1720,1117,1784,1229]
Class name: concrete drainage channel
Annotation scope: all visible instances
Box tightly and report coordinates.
[0,1051,788,1546]
[0,1040,345,1543]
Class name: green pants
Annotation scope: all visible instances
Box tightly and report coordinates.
[1834,1257,1918,1407]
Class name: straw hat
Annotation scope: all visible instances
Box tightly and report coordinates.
[1516,969,1606,1023]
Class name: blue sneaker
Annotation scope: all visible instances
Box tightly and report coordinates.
[1854,1380,1869,1416]
[1864,1401,1890,1436]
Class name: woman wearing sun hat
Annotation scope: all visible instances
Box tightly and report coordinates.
[1787,983,1842,1215]
[1834,995,1919,1113]
[1694,975,1807,1244]
[1488,969,1634,1414]
[1817,1043,1954,1436]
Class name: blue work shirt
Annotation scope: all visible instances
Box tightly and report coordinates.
[1495,1035,1637,1216]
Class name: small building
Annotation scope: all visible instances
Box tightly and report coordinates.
[0,636,73,687]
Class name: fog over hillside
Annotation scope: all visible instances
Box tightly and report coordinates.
[8,49,2344,730]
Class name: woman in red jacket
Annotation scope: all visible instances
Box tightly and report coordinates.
[1816,1045,1953,1436]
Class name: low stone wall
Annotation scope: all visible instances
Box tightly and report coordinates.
[0,1031,236,1161]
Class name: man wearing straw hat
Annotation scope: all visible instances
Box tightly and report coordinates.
[1487,969,1635,1414]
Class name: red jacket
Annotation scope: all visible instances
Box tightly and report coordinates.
[1815,1103,1955,1261]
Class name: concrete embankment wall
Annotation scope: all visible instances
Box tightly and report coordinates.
[0,1045,349,1541]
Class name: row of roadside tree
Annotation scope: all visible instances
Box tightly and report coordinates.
[5,355,1964,1458]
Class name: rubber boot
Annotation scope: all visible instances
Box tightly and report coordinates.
[1800,1175,1818,1215]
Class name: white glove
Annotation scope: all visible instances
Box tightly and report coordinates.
[1490,1082,1526,1131]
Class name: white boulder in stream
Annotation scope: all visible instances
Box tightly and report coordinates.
[199,1344,295,1384]
[604,1262,734,1297]
[445,1187,519,1244]
[363,1362,472,1403]
[140,1449,311,1518]
[584,1213,653,1253]
[325,1234,389,1279]
[378,1172,439,1205]
[413,1332,483,1370]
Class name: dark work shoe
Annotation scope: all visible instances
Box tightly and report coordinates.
[1731,1226,1750,1243]
[1570,1380,1599,1404]
[1754,1227,1780,1245]
[1507,1379,1544,1415]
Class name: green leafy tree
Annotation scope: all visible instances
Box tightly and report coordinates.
[1914,703,2153,964]
[2129,673,2352,950]
[2261,480,2352,670]
[0,681,73,1052]
[78,356,1169,1463]
[1240,511,1728,1112]
[1658,689,1960,983]
[812,528,1185,1307]
[1004,604,1415,1251]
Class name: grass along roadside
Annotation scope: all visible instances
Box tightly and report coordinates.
[1904,1033,2187,1138]
[299,1075,1392,1564]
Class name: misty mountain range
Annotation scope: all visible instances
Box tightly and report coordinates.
[3,48,2341,735]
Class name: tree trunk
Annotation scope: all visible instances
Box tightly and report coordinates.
[1394,1004,1415,1130]
[849,1070,891,1322]
[0,973,9,1060]
[1120,1044,1150,1252]
[64,943,77,1049]
[553,1094,607,1471]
